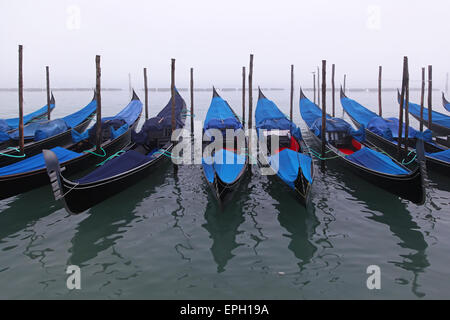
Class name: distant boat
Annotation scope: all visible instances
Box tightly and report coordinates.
[44,89,187,214]
[202,87,249,205]
[301,88,425,204]
[0,94,55,133]
[0,92,96,167]
[0,91,142,201]
[257,88,313,205]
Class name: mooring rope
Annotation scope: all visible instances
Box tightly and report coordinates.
[96,150,126,166]
[0,147,26,158]
[83,147,106,157]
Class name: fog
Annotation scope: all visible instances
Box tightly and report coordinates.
[0,0,449,90]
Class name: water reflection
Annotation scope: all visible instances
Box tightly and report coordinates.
[0,186,60,242]
[202,174,248,273]
[68,162,170,266]
[342,171,430,298]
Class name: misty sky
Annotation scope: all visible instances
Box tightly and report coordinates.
[0,0,449,89]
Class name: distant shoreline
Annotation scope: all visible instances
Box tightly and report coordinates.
[0,87,441,92]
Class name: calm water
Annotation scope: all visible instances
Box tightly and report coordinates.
[0,88,449,299]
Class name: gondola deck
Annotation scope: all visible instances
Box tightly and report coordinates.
[44,89,187,214]
[0,92,143,201]
[201,88,249,205]
[300,89,425,204]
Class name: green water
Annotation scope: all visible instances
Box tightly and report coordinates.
[0,90,449,299]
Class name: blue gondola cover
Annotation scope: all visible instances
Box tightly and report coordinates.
[346,147,409,175]
[202,149,246,184]
[0,146,81,176]
[4,103,55,130]
[268,148,312,189]
[132,91,184,145]
[256,96,302,141]
[427,149,450,162]
[406,100,450,129]
[77,150,151,183]
[204,97,242,131]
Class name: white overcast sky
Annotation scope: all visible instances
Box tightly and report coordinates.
[0,0,449,89]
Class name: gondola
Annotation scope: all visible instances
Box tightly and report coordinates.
[340,89,449,176]
[202,88,248,205]
[0,91,143,201]
[300,89,425,204]
[256,88,313,205]
[397,90,450,137]
[0,94,55,134]
[44,89,187,214]
[443,93,450,113]
[0,92,97,167]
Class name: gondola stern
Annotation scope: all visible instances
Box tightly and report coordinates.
[340,86,347,99]
[258,87,266,100]
[43,149,75,214]
[131,89,141,101]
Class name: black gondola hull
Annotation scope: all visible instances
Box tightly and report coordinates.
[346,113,449,176]
[307,130,425,204]
[0,124,134,201]
[0,115,94,167]
[50,143,173,214]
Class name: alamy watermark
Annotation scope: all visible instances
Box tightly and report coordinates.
[66,265,81,290]
[366,265,381,290]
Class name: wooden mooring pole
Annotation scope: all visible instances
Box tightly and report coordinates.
[317,66,320,106]
[420,67,425,132]
[190,67,194,135]
[331,64,335,117]
[321,60,327,164]
[404,59,410,154]
[343,74,347,94]
[378,66,382,117]
[18,45,24,155]
[144,68,149,120]
[171,59,176,133]
[427,65,432,129]
[313,72,316,104]
[397,57,407,157]
[95,55,102,153]
[248,54,253,130]
[242,66,246,128]
[46,66,51,120]
[290,64,294,122]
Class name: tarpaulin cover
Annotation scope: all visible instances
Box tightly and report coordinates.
[0,146,81,176]
[300,95,332,128]
[202,149,246,184]
[9,119,68,140]
[77,150,151,183]
[5,103,55,129]
[72,97,141,144]
[367,117,432,143]
[34,119,69,141]
[310,118,366,142]
[406,100,450,129]
[203,97,242,131]
[4,99,95,142]
[428,149,450,162]
[0,120,10,132]
[132,90,185,145]
[256,96,302,141]
[268,148,312,189]
[0,130,10,142]
[346,147,409,175]
[112,99,142,126]
[301,94,365,142]
[340,96,377,127]
[62,99,97,128]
